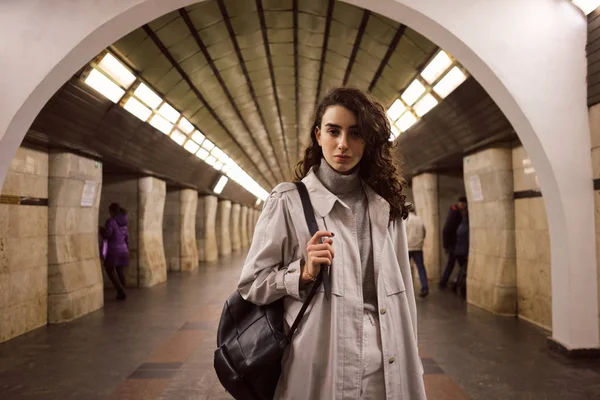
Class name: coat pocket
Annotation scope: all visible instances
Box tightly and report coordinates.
[383,259,406,296]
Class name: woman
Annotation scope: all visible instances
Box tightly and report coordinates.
[103,203,129,300]
[238,87,425,399]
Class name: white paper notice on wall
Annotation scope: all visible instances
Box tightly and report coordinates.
[81,180,98,207]
[468,175,484,202]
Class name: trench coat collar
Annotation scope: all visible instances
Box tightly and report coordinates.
[302,167,390,224]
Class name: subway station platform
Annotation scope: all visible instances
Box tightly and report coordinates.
[0,252,599,400]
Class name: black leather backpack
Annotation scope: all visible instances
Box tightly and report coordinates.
[214,181,328,400]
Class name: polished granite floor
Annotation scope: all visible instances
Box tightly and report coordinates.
[0,252,599,399]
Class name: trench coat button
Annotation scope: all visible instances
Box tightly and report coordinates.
[389,357,395,364]
[380,308,387,315]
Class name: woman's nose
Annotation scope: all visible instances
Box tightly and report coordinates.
[337,133,349,149]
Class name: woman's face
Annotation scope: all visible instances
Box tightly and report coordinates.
[316,105,365,173]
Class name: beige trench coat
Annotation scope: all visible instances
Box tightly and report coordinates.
[238,169,426,400]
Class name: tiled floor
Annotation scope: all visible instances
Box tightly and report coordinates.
[0,252,599,399]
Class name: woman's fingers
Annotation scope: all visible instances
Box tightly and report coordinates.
[308,230,335,245]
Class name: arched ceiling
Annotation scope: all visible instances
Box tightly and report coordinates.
[24,0,516,203]
[109,0,439,190]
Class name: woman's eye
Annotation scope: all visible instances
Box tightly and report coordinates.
[328,129,339,135]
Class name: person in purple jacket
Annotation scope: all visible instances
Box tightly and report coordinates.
[103,203,129,300]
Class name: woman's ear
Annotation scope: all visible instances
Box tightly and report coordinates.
[315,126,322,146]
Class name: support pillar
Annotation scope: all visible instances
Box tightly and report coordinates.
[47,151,103,323]
[196,196,205,262]
[240,206,249,249]
[138,177,167,287]
[464,148,516,315]
[231,204,241,252]
[219,200,232,256]
[247,206,255,246]
[0,146,48,341]
[204,195,218,262]
[180,189,198,270]
[411,173,440,283]
[164,188,198,271]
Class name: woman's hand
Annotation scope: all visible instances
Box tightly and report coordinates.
[300,230,335,286]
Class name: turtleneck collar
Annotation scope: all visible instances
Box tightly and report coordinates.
[314,157,362,196]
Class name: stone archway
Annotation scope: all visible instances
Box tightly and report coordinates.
[0,0,596,349]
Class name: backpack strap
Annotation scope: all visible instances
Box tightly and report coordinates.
[294,181,331,299]
[287,181,330,341]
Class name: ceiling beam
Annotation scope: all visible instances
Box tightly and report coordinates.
[215,0,287,183]
[368,24,406,92]
[142,24,274,189]
[343,10,370,86]
[314,0,335,109]
[256,0,292,178]
[179,8,279,185]
[293,0,301,163]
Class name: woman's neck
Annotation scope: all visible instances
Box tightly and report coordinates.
[314,157,361,196]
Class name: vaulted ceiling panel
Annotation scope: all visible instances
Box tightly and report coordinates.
[61,0,512,200]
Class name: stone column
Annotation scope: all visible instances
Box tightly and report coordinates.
[513,145,551,329]
[205,195,219,262]
[196,196,205,262]
[464,148,516,315]
[47,151,103,323]
[163,190,181,271]
[240,206,249,249]
[0,146,48,342]
[180,189,198,271]
[219,200,232,256]
[231,204,241,252]
[411,173,440,283]
[99,177,138,287]
[138,177,167,287]
[162,188,198,272]
[247,206,255,246]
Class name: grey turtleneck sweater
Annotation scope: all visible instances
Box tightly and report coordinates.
[314,157,378,313]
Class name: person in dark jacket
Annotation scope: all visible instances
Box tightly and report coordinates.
[439,196,467,288]
[103,203,129,300]
[454,211,469,298]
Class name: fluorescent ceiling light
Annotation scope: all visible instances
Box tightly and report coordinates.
[421,50,453,84]
[413,94,439,117]
[211,147,227,162]
[221,165,231,174]
[134,83,162,109]
[401,80,426,106]
[572,0,600,14]
[201,139,215,152]
[213,176,229,194]
[123,96,152,121]
[214,161,224,171]
[84,69,125,103]
[386,99,406,121]
[196,148,209,160]
[170,129,187,145]
[149,114,173,135]
[206,155,217,166]
[397,112,417,132]
[97,53,136,89]
[184,140,200,153]
[178,117,195,134]
[158,102,180,124]
[191,130,205,144]
[434,66,467,98]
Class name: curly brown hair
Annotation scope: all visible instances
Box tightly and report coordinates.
[294,87,410,222]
